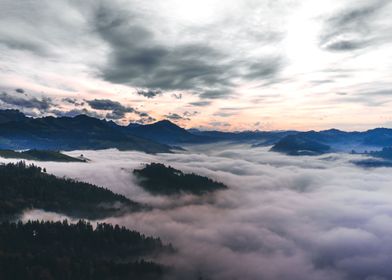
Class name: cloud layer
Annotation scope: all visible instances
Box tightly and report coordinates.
[9,145,392,280]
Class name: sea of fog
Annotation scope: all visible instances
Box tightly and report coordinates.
[4,144,392,280]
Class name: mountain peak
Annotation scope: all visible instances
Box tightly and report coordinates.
[124,119,201,144]
[153,119,178,127]
[0,109,27,124]
[72,114,95,120]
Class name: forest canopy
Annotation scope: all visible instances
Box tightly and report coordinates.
[0,161,143,220]
[0,220,172,280]
[133,162,228,195]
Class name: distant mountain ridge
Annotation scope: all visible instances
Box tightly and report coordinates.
[270,128,392,155]
[0,109,27,124]
[2,110,392,154]
[0,110,171,153]
[0,149,86,162]
[124,120,208,144]
[271,134,331,155]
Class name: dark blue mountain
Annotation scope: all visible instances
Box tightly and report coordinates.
[271,134,331,155]
[0,109,27,124]
[126,121,295,145]
[127,122,142,128]
[362,128,392,146]
[0,111,171,153]
[270,128,392,155]
[189,129,297,145]
[3,110,392,155]
[125,120,209,144]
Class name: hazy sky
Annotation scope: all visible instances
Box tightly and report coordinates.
[0,0,391,131]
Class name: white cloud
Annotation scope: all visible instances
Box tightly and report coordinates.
[10,144,392,279]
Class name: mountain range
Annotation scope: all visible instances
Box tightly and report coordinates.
[0,109,392,154]
[0,110,170,153]
[269,128,392,155]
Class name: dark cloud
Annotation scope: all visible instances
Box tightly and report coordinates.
[62,97,84,106]
[134,116,156,124]
[136,89,162,99]
[190,101,212,107]
[164,111,198,121]
[243,58,283,79]
[87,98,130,111]
[91,2,282,99]
[15,88,24,93]
[0,92,53,111]
[183,111,199,117]
[87,98,134,119]
[51,108,102,119]
[164,113,189,121]
[323,39,366,51]
[320,1,389,51]
[172,93,182,100]
[0,1,284,105]
[86,98,154,120]
[199,89,232,100]
[138,112,149,117]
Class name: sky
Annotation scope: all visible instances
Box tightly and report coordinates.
[10,145,392,280]
[0,0,392,131]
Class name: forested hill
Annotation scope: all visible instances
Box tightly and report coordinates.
[0,162,143,220]
[0,149,86,162]
[0,220,172,280]
[133,162,228,195]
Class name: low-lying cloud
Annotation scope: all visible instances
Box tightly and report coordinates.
[9,144,392,280]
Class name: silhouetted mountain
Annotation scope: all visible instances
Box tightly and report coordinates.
[4,110,392,153]
[0,111,170,153]
[0,109,27,124]
[124,122,297,145]
[127,122,142,128]
[269,128,392,155]
[185,129,298,146]
[299,128,392,148]
[125,120,207,144]
[0,149,86,162]
[133,163,228,195]
[271,134,331,155]
[362,128,392,146]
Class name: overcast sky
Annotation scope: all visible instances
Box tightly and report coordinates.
[0,0,391,131]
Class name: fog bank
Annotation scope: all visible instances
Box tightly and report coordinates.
[12,145,392,280]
